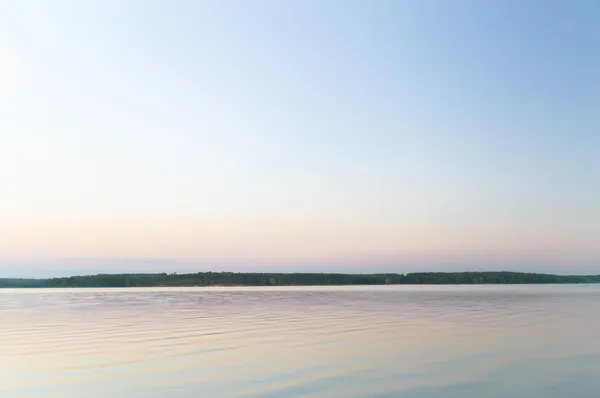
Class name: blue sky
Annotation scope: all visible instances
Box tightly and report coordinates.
[1,1,599,277]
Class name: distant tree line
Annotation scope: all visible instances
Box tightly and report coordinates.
[1,271,599,288]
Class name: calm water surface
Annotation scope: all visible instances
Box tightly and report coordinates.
[2,285,600,397]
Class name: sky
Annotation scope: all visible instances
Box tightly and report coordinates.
[1,0,599,277]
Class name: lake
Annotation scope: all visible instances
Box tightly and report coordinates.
[2,285,600,397]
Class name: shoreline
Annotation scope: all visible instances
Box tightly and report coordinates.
[2,271,599,288]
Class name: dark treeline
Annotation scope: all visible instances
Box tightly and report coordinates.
[1,271,600,288]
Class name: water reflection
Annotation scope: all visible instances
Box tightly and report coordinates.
[2,285,600,397]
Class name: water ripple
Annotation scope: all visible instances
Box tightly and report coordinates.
[2,285,600,397]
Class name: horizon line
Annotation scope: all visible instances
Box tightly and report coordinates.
[3,269,600,280]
